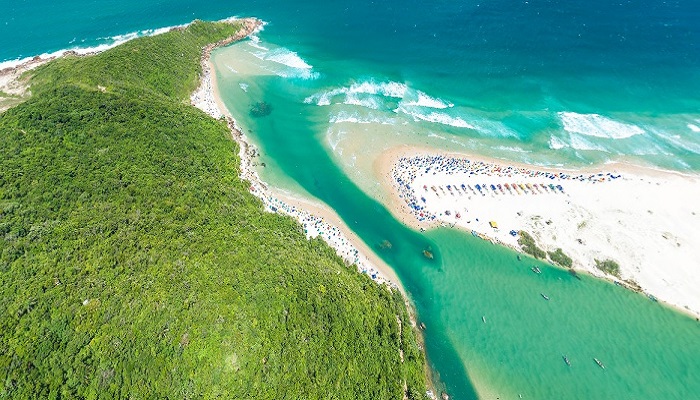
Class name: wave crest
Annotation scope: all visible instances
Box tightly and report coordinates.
[396,106,475,129]
[558,112,645,139]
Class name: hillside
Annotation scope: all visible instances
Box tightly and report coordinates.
[0,20,427,399]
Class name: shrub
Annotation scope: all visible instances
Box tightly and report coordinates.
[595,259,621,277]
[518,231,546,259]
[548,248,573,268]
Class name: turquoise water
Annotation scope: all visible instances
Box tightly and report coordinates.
[4,1,699,169]
[5,0,700,398]
[212,35,700,398]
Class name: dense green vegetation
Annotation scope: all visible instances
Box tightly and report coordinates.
[517,231,546,259]
[0,21,427,399]
[595,259,621,278]
[548,248,573,268]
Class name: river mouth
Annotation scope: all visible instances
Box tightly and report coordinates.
[211,33,700,398]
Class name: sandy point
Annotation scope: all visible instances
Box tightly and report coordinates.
[376,144,700,319]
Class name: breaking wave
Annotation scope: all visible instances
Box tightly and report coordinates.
[401,90,453,109]
[304,80,408,107]
[249,45,319,80]
[395,105,475,129]
[549,134,608,152]
[558,112,645,139]
[329,111,396,125]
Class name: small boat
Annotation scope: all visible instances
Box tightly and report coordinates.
[563,355,571,366]
[531,266,542,274]
[482,316,486,323]
[648,294,658,302]
[594,358,605,369]
[541,293,550,300]
[423,249,434,259]
[420,322,426,330]
[517,255,522,261]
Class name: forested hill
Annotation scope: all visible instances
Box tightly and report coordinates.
[0,20,427,399]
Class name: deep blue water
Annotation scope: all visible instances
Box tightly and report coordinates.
[4,0,700,169]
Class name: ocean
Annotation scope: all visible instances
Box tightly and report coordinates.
[4,0,700,398]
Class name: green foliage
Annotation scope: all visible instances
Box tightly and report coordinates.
[595,259,621,277]
[0,21,427,399]
[548,248,573,268]
[517,231,546,259]
[29,20,243,102]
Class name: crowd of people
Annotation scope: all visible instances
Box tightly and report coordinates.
[192,59,392,287]
[390,154,623,224]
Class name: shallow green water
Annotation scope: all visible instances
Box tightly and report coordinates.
[214,41,700,398]
[426,228,700,398]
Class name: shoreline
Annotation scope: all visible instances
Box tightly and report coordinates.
[191,18,404,293]
[376,144,700,319]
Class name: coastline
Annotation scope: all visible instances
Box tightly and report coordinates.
[376,144,700,319]
[0,56,51,112]
[191,18,404,293]
[2,16,406,294]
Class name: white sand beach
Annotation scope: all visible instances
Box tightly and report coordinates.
[191,20,401,290]
[378,145,700,318]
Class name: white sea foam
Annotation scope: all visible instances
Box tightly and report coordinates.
[250,47,318,79]
[239,83,249,92]
[343,92,382,109]
[0,23,187,70]
[247,35,269,51]
[428,133,447,140]
[396,106,475,129]
[225,65,238,73]
[402,91,453,109]
[329,111,396,125]
[568,134,608,152]
[347,81,407,98]
[326,129,346,153]
[688,124,700,133]
[650,127,700,155]
[548,136,568,150]
[558,112,645,139]
[264,48,313,70]
[495,145,531,153]
[469,119,520,139]
[304,80,408,107]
